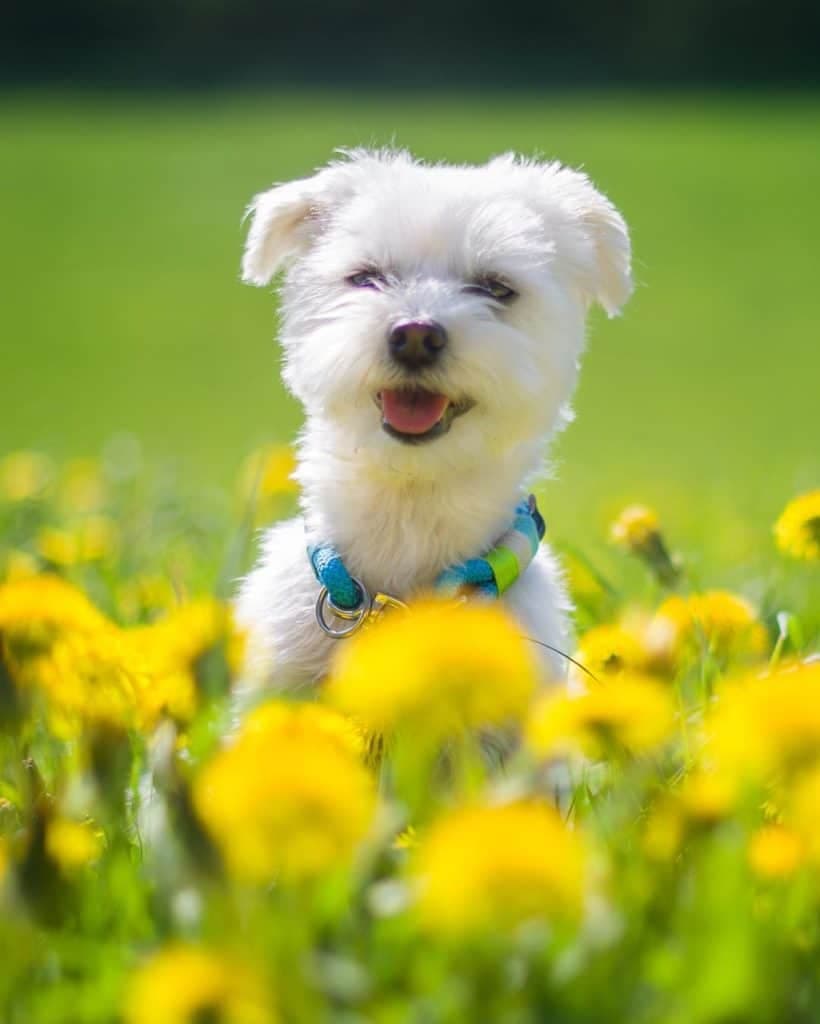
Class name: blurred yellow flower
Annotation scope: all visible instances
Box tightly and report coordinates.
[37,516,119,567]
[650,591,768,668]
[135,597,246,681]
[0,450,53,502]
[35,628,196,735]
[678,769,737,824]
[706,661,820,782]
[413,801,585,934]
[787,765,820,861]
[526,675,675,760]
[575,620,652,678]
[46,818,102,872]
[125,945,274,1024]
[326,598,539,739]
[748,825,804,880]
[610,504,660,550]
[0,575,111,680]
[774,490,820,561]
[193,702,376,883]
[610,504,679,585]
[243,699,365,759]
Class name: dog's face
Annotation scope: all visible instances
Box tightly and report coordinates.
[242,150,631,478]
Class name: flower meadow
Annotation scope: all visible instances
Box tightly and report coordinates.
[0,448,819,1024]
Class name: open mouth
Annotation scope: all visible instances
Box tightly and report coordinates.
[375,389,473,444]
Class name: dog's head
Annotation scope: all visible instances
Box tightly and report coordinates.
[242,149,631,477]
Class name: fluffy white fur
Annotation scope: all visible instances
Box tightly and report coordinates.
[235,148,631,690]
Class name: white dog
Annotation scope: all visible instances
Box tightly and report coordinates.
[235,148,631,690]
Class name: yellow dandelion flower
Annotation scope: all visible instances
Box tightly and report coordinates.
[0,451,53,502]
[574,621,651,678]
[35,628,195,736]
[0,575,111,683]
[678,770,737,824]
[243,700,366,760]
[36,527,80,567]
[706,661,820,782]
[526,674,675,760]
[192,701,376,883]
[413,801,585,935]
[45,818,103,872]
[326,599,539,739]
[610,504,679,585]
[37,516,119,567]
[774,490,820,561]
[651,591,768,668]
[136,598,245,681]
[610,504,660,550]
[748,825,804,880]
[124,945,274,1024]
[787,766,820,861]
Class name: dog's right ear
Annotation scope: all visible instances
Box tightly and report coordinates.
[241,167,349,286]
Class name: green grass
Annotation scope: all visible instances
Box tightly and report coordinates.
[2,91,819,573]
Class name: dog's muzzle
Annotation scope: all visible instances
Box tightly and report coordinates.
[387,320,447,371]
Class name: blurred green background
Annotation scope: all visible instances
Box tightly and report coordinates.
[2,90,819,573]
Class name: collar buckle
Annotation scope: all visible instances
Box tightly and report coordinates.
[315,578,408,639]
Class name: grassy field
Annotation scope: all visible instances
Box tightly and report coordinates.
[2,91,819,573]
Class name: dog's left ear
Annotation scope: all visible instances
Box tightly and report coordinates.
[241,165,351,286]
[496,156,633,317]
[545,164,633,317]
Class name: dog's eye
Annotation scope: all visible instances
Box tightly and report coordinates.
[346,270,387,290]
[465,278,517,302]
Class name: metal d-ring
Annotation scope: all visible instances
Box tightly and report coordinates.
[315,578,371,638]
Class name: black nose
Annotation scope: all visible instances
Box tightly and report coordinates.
[387,320,448,370]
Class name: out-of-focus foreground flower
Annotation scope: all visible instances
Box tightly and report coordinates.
[325,598,540,739]
[651,590,768,669]
[705,660,820,784]
[526,674,676,759]
[412,800,585,935]
[192,702,376,883]
[125,944,275,1024]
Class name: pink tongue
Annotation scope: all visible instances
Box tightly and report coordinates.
[381,389,449,435]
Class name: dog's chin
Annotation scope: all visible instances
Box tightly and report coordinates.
[374,388,475,446]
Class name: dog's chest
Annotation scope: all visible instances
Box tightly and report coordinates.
[312,486,514,598]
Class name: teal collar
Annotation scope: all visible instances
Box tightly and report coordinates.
[308,495,545,638]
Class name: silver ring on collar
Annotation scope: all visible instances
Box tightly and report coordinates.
[315,579,370,638]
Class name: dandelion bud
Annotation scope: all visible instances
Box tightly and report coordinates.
[610,504,680,587]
